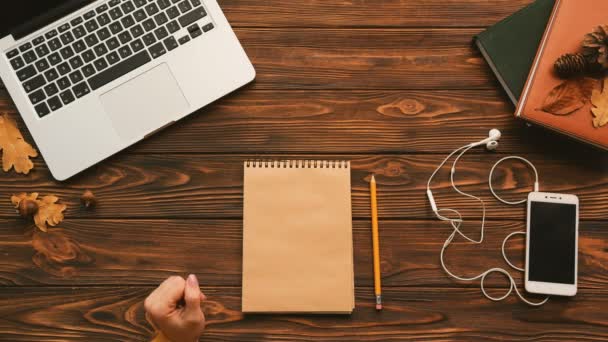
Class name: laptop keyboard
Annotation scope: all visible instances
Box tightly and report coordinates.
[5,0,214,118]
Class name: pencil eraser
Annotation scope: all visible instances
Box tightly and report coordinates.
[376,304,383,311]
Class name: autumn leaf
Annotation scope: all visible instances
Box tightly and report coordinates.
[541,77,598,115]
[591,78,608,128]
[11,193,66,232]
[34,196,66,232]
[0,114,38,174]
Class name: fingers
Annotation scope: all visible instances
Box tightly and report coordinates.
[144,276,186,319]
[182,274,205,321]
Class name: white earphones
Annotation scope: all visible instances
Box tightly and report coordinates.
[426,129,549,306]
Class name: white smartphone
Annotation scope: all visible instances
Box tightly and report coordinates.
[525,192,579,296]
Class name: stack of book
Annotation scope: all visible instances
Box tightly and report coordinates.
[476,0,608,150]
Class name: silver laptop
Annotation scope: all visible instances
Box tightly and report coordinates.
[0,0,255,180]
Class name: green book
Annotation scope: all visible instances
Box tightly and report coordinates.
[474,0,555,105]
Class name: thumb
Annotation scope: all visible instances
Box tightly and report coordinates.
[183,274,203,319]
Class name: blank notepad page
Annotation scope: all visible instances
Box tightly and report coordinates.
[242,160,354,313]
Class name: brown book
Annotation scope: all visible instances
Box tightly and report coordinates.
[516,0,608,149]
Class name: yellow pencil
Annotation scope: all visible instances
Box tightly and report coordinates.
[370,175,382,310]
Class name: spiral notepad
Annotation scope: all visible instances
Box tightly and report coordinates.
[242,160,354,314]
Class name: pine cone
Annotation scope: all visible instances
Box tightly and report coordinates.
[582,25,608,69]
[554,53,589,78]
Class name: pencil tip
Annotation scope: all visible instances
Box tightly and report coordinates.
[371,174,376,182]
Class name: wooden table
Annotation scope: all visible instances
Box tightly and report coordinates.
[1,1,608,340]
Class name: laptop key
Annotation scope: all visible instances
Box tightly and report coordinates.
[178,0,192,13]
[60,46,74,59]
[98,27,111,41]
[60,32,75,45]
[134,0,146,7]
[119,45,133,58]
[164,36,178,51]
[107,37,120,50]
[109,0,121,6]
[35,102,50,117]
[94,58,109,71]
[73,25,87,39]
[35,44,50,57]
[58,23,70,33]
[122,14,136,28]
[130,38,144,52]
[122,1,136,13]
[69,56,84,69]
[85,34,99,47]
[57,76,71,90]
[131,24,144,38]
[158,0,171,10]
[190,0,201,6]
[82,64,96,77]
[167,20,180,34]
[167,6,180,19]
[19,42,33,52]
[33,36,45,45]
[107,51,120,65]
[96,4,109,13]
[142,33,156,46]
[71,17,84,26]
[82,49,96,63]
[29,89,46,104]
[89,50,151,90]
[73,40,87,53]
[60,89,75,105]
[48,96,63,111]
[178,35,190,45]
[23,51,37,64]
[10,57,25,70]
[69,70,84,84]
[17,65,37,81]
[134,9,146,22]
[202,23,214,32]
[35,59,50,72]
[23,75,46,92]
[149,42,166,59]
[143,18,156,31]
[109,22,123,35]
[48,38,62,51]
[178,7,206,28]
[154,26,169,40]
[84,10,96,20]
[6,49,18,59]
[155,12,168,26]
[110,7,123,20]
[97,13,111,27]
[44,83,59,97]
[48,52,61,65]
[85,20,99,33]
[44,68,59,82]
[45,29,58,39]
[119,31,133,44]
[57,62,71,76]
[145,3,159,16]
[94,43,109,57]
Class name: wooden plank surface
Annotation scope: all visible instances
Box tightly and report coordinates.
[1,154,607,220]
[1,286,607,342]
[0,219,606,289]
[220,0,535,28]
[1,0,606,341]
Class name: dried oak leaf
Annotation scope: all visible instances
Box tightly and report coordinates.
[541,77,598,115]
[34,195,66,232]
[0,114,38,174]
[591,78,608,128]
[11,193,66,232]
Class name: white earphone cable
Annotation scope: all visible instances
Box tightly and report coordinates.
[427,133,549,306]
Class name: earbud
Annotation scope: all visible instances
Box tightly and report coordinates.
[471,129,501,150]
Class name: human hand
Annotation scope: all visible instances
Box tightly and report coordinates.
[145,275,207,342]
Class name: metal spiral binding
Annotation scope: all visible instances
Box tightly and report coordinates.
[245,160,350,169]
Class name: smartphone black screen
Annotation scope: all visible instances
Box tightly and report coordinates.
[528,201,577,284]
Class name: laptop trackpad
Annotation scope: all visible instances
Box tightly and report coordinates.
[100,63,189,141]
